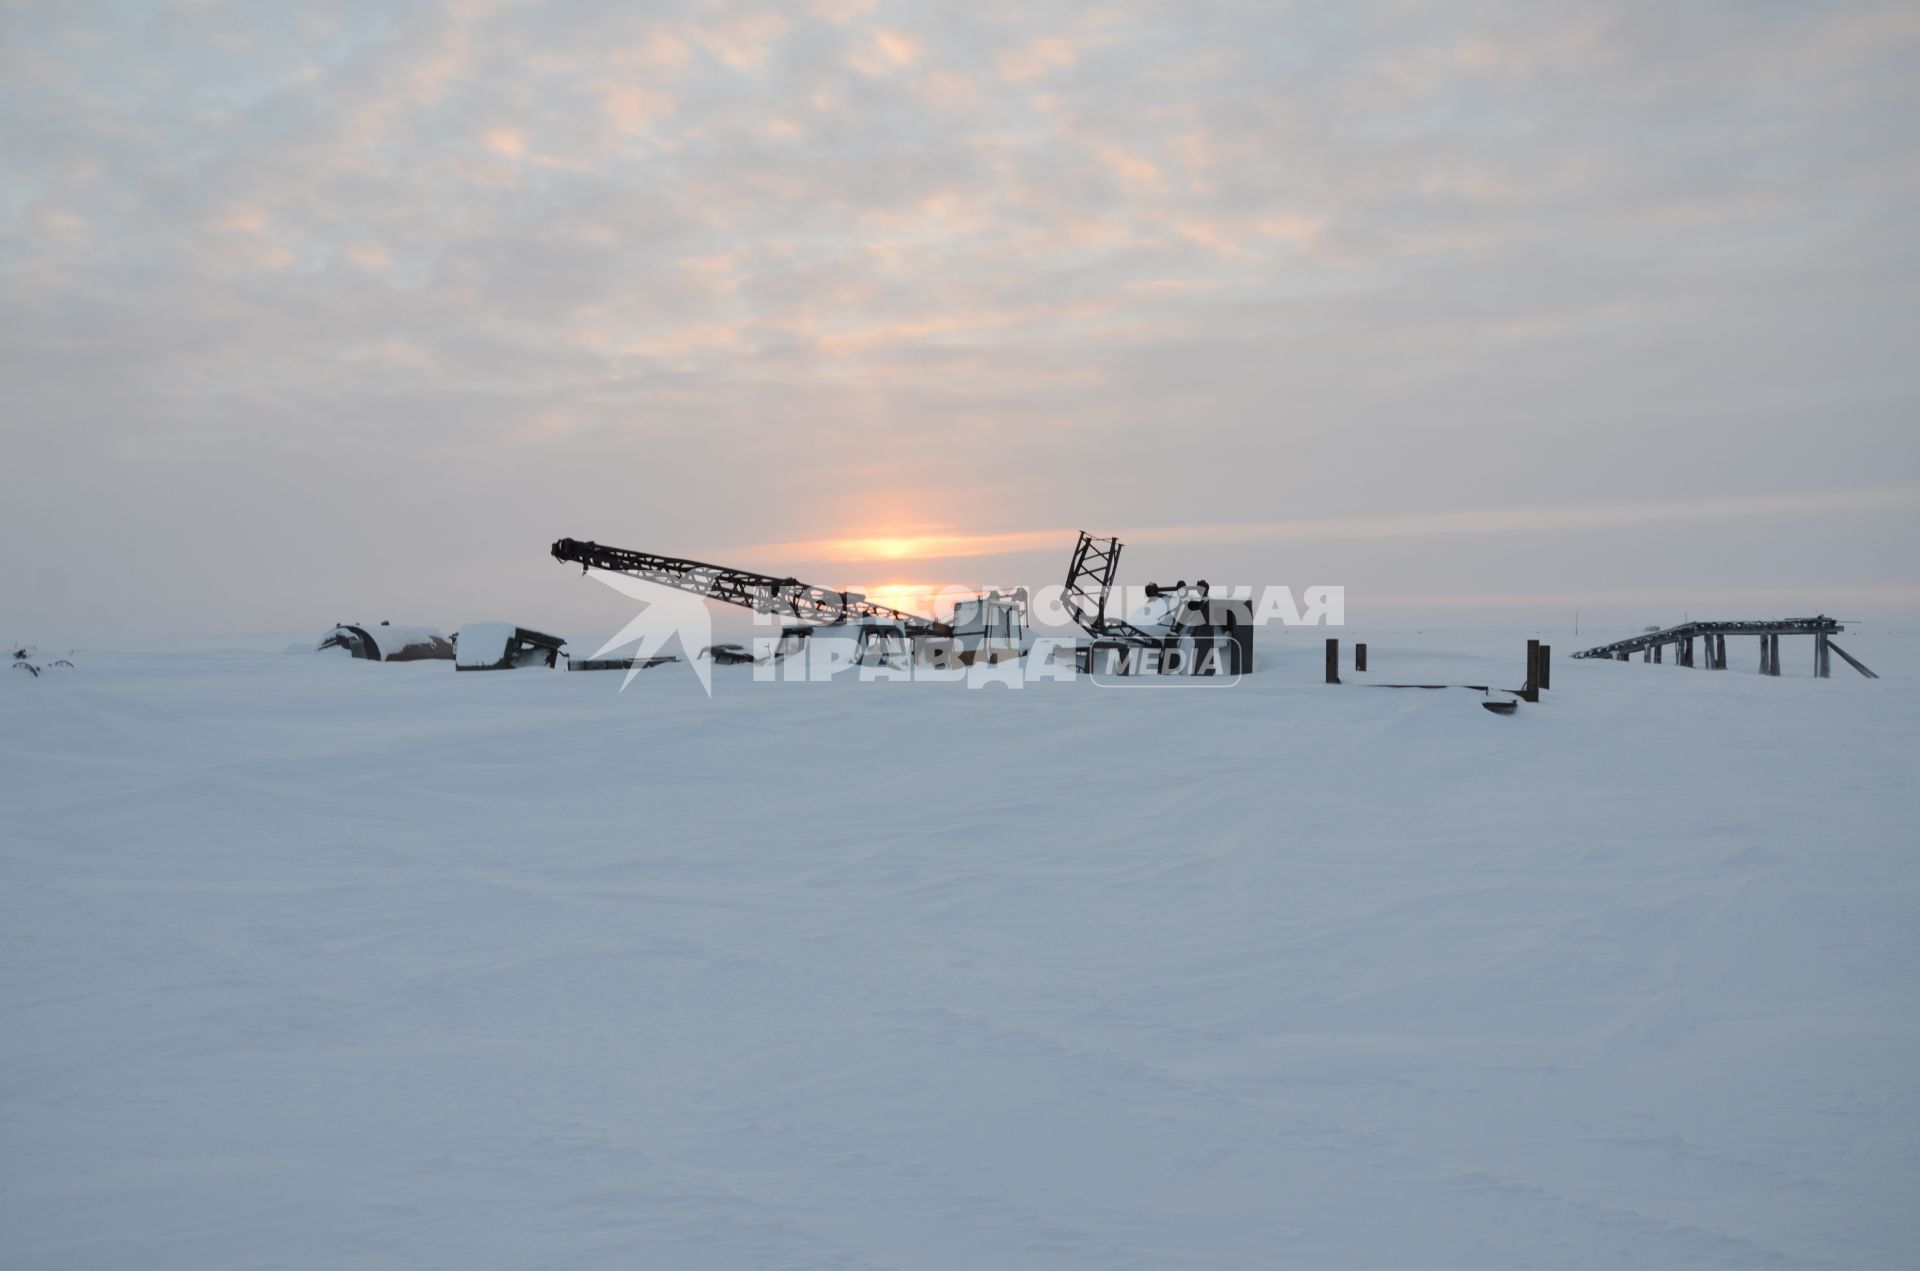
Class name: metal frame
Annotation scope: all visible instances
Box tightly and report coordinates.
[551,538,947,632]
[1062,531,1155,641]
[1570,615,1877,678]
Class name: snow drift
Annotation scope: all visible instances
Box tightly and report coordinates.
[2,630,1916,1269]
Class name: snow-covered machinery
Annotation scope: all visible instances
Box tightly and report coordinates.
[317,623,454,662]
[453,623,566,671]
[549,533,1247,676]
[1062,531,1253,676]
[939,589,1028,666]
[550,537,1028,667]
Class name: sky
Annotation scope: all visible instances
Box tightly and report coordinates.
[3,0,1918,645]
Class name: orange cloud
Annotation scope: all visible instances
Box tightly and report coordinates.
[603,84,674,133]
[739,528,1069,564]
[211,205,269,234]
[482,127,527,157]
[733,487,1920,565]
[998,36,1076,82]
[1084,139,1164,192]
[697,13,788,71]
[848,28,922,74]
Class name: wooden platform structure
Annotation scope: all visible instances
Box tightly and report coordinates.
[1569,616,1876,678]
[567,655,679,673]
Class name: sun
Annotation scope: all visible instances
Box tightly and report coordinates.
[861,537,922,561]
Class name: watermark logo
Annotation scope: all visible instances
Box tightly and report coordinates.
[583,571,717,695]
[585,576,1343,692]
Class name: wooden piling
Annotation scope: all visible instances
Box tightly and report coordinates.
[1827,639,1879,679]
[1522,639,1540,702]
[1815,632,1830,678]
[1325,637,1340,685]
[1355,642,1368,673]
[1538,644,1551,691]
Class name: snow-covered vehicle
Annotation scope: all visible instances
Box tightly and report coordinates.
[316,623,453,662]
[453,623,566,671]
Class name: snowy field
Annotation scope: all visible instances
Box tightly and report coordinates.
[4,629,1918,1270]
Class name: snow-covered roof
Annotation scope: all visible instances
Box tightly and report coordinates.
[452,622,566,670]
[454,622,516,668]
[318,624,453,661]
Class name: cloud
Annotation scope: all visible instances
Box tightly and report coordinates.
[737,487,1920,565]
[997,36,1077,82]
[1,1,1917,636]
[481,127,527,157]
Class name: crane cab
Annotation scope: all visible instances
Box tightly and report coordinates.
[930,589,1028,667]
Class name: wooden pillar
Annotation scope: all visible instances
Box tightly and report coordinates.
[1355,642,1368,672]
[1654,642,1663,664]
[1642,646,1651,663]
[1522,639,1540,702]
[1538,644,1551,691]
[1325,637,1340,685]
[1827,639,1878,679]
[1714,633,1726,670]
[1815,632,1830,678]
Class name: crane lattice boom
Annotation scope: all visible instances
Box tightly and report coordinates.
[550,538,941,630]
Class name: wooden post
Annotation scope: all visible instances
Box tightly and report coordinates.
[1653,642,1663,664]
[1715,633,1726,670]
[1815,632,1830,678]
[1538,644,1551,691]
[1522,639,1540,702]
[1826,639,1879,679]
[1325,637,1340,685]
[1642,646,1651,663]
[1355,642,1368,672]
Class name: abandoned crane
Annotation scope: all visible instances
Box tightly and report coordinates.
[1061,531,1254,675]
[551,531,1251,677]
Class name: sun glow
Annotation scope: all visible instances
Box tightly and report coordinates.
[743,528,1067,564]
[860,538,925,561]
[860,582,947,616]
